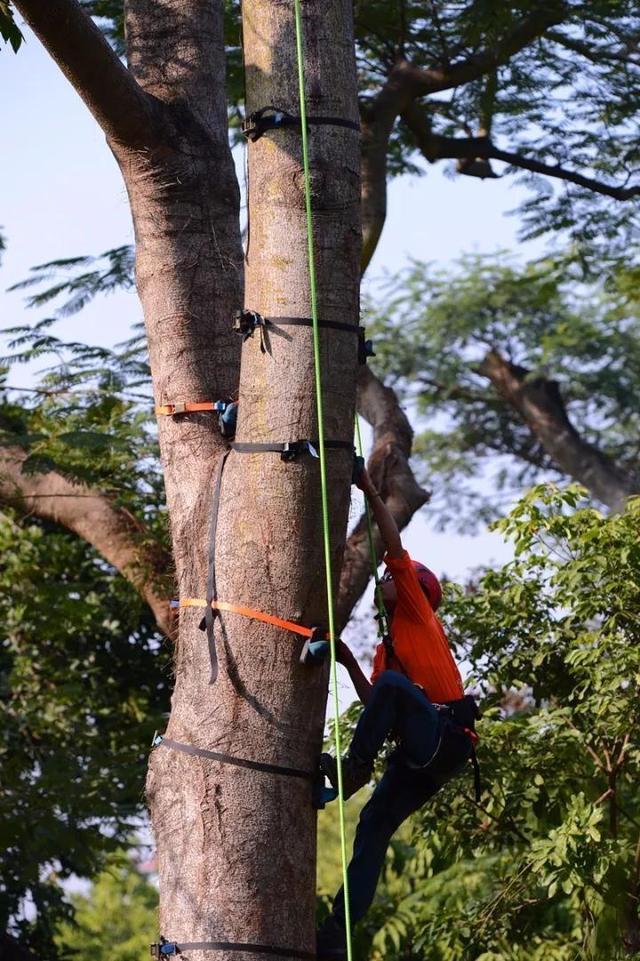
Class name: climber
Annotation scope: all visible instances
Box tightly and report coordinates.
[316,466,479,961]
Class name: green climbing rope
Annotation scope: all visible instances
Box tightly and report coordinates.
[292,4,353,960]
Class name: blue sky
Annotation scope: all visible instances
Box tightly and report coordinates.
[1,23,551,634]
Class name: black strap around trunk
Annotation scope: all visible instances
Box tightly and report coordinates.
[231,439,352,459]
[151,939,314,960]
[154,736,314,781]
[243,106,359,142]
[265,316,359,333]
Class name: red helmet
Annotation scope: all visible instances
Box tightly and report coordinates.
[412,561,442,611]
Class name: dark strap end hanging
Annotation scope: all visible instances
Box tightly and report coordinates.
[203,449,231,683]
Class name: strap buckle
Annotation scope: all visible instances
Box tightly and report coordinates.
[357,327,375,365]
[218,401,238,440]
[150,939,178,958]
[171,402,186,415]
[233,309,268,340]
[242,107,291,142]
[280,440,318,462]
[299,627,329,666]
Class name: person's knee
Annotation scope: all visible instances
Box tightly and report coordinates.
[373,670,409,696]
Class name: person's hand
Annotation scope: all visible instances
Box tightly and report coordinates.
[355,465,376,497]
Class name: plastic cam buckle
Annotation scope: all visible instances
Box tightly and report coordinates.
[280,441,318,462]
[299,627,329,666]
[233,309,266,340]
[150,940,178,957]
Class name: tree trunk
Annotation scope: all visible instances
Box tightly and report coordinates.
[124,0,360,957]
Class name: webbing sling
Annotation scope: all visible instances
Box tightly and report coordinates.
[293,3,354,959]
[243,105,359,142]
[235,310,373,363]
[151,939,314,960]
[231,439,352,460]
[154,735,313,781]
[155,401,226,416]
[177,598,325,640]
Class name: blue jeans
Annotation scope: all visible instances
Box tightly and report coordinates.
[332,671,443,926]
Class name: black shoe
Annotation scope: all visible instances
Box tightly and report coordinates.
[316,915,347,961]
[320,751,372,801]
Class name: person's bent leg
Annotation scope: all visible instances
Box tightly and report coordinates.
[320,671,441,801]
[349,671,440,767]
[331,763,439,929]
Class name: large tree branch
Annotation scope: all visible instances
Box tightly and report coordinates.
[479,349,636,511]
[399,2,568,96]
[0,446,173,635]
[402,106,640,200]
[336,368,430,628]
[359,3,568,270]
[12,0,160,147]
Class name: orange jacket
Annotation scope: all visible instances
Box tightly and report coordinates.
[370,550,464,703]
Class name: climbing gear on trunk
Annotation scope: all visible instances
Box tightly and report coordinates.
[203,449,230,682]
[242,105,359,142]
[153,735,314,781]
[195,433,359,683]
[313,762,339,810]
[231,439,353,461]
[299,633,329,666]
[154,399,238,440]
[174,597,328,642]
[233,309,372,364]
[150,937,314,960]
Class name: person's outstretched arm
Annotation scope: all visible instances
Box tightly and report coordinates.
[356,467,403,558]
[335,639,372,705]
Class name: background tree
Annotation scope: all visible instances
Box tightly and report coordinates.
[0,507,169,959]
[367,254,640,529]
[54,853,158,961]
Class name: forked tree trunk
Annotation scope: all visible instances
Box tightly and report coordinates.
[121,0,359,955]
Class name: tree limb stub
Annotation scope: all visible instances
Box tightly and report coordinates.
[12,0,161,147]
[0,446,173,635]
[479,349,636,511]
[337,368,430,628]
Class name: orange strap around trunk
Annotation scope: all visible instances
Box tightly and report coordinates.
[178,598,318,639]
[155,402,220,415]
